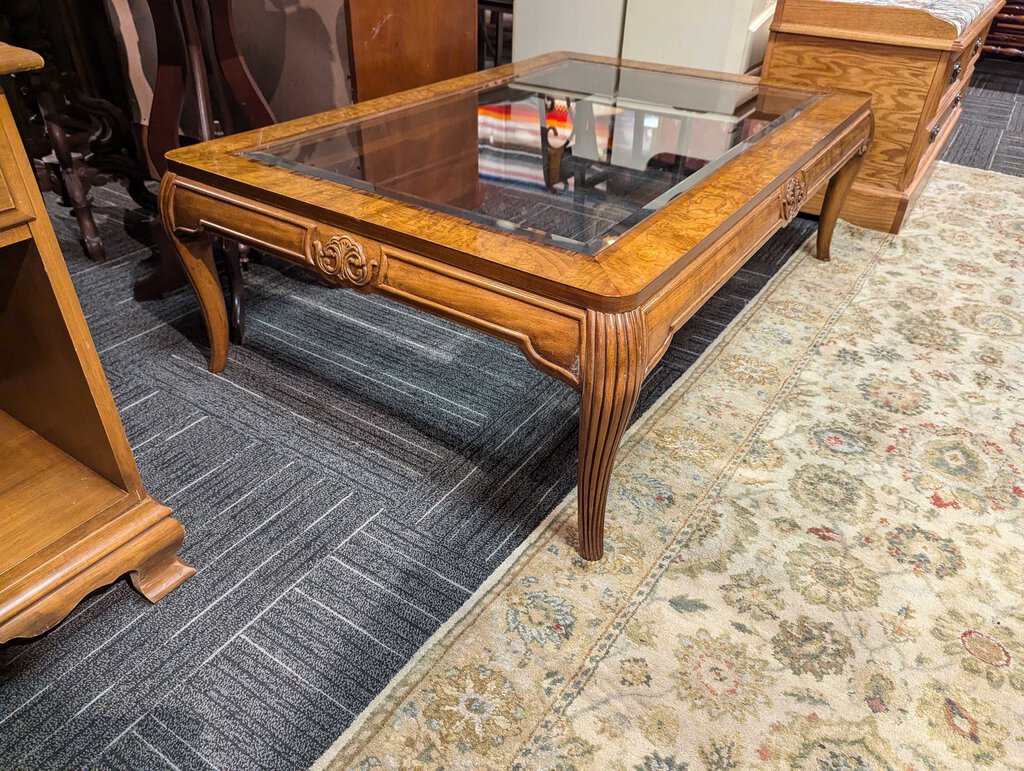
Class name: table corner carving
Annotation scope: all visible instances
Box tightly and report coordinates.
[311,232,382,289]
[781,175,808,223]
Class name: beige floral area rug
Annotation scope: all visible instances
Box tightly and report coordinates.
[315,163,1024,770]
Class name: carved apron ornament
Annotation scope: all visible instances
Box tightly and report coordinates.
[781,176,807,223]
[312,234,378,287]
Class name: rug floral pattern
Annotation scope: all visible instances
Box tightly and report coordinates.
[317,163,1024,770]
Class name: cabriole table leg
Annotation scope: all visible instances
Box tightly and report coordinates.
[577,309,647,561]
[816,143,869,261]
[169,231,231,372]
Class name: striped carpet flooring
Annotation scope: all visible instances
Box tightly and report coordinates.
[1,58,1021,769]
[945,58,1024,174]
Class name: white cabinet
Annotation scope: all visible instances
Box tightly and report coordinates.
[513,0,776,75]
[512,0,627,62]
[622,0,776,74]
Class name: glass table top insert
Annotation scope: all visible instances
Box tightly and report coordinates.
[243,60,820,255]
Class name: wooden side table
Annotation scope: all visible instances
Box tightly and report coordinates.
[762,0,1005,233]
[0,43,193,643]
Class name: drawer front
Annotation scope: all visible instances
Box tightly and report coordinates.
[935,65,972,128]
[931,25,991,130]
[948,49,968,88]
[929,20,991,136]
[904,88,962,189]
[946,26,987,91]
[927,96,961,150]
[907,70,969,187]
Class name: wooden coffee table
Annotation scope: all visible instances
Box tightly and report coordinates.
[161,52,872,560]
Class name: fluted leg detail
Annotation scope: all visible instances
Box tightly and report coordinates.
[577,309,646,561]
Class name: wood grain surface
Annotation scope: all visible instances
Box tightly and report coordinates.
[0,42,42,77]
[166,54,869,310]
[763,0,1003,232]
[346,0,477,102]
[771,0,1004,50]
[763,34,938,189]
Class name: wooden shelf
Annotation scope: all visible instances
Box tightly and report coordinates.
[0,410,129,576]
[0,42,193,642]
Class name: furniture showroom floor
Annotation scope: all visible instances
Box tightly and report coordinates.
[1,57,1022,770]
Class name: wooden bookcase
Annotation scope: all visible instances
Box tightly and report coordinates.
[0,43,193,643]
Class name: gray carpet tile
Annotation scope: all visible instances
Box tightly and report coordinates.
[993,132,1024,176]
[968,58,1024,96]
[945,58,1024,169]
[1,60,1022,770]
[944,120,1004,168]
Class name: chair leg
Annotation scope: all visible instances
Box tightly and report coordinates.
[218,238,246,344]
[133,213,187,301]
[48,119,106,262]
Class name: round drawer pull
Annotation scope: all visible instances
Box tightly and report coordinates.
[930,124,941,144]
[950,62,963,83]
[974,37,983,54]
[954,91,964,108]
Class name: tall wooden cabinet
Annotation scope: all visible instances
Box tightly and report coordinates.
[762,0,1005,233]
[0,43,193,643]
[346,0,477,101]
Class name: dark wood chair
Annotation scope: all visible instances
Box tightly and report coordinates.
[141,0,479,341]
[0,0,154,263]
[478,0,515,69]
[986,0,1024,59]
[132,0,276,345]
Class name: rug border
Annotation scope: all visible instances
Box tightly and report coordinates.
[308,224,846,770]
[315,161,1019,767]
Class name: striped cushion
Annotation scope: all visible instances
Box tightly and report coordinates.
[827,0,993,34]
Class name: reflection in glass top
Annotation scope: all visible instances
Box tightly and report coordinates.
[243,60,819,255]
